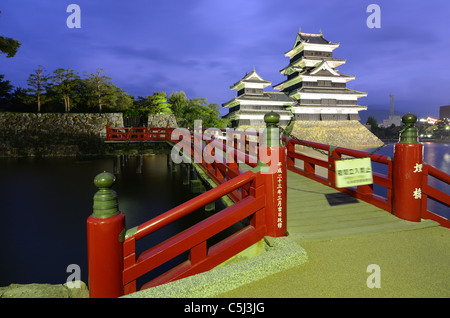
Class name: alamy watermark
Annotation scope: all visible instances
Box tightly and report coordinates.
[66,4,81,29]
[366,264,381,288]
[66,264,81,288]
[366,4,381,29]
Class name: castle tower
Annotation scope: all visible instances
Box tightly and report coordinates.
[221,29,383,148]
[222,68,294,128]
[273,30,367,121]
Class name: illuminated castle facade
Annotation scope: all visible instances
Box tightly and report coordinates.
[223,29,367,127]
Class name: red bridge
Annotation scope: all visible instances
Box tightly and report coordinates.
[87,113,449,297]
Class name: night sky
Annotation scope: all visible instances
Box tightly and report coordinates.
[1,0,449,119]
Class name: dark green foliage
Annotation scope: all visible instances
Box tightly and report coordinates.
[0,11,22,58]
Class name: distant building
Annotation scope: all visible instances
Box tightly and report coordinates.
[381,116,402,128]
[380,94,402,127]
[439,104,450,120]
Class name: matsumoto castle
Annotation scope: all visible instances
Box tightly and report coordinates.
[222,29,383,148]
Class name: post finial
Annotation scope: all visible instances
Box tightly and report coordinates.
[92,171,119,218]
[264,111,280,128]
[399,113,418,143]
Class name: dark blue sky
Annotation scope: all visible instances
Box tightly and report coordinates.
[1,0,449,118]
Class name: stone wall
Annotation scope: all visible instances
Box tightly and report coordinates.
[290,120,384,149]
[0,112,123,157]
[147,114,178,128]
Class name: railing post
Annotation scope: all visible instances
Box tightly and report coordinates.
[87,171,125,298]
[259,112,287,237]
[392,113,423,222]
[106,124,111,141]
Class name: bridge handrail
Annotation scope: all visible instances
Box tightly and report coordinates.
[284,137,393,212]
[426,163,450,183]
[106,125,172,141]
[421,163,450,226]
[121,169,265,293]
[198,132,259,168]
[130,170,257,241]
[89,117,287,297]
[282,136,449,227]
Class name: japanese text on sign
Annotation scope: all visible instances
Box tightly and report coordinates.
[335,157,373,188]
[276,162,283,228]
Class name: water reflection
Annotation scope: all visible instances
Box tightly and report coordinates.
[0,155,200,286]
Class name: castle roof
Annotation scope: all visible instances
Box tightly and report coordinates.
[284,29,340,59]
[296,31,337,46]
[222,91,294,108]
[230,68,272,90]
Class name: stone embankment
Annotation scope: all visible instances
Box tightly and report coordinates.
[0,281,89,298]
[290,120,384,149]
[0,112,123,157]
[147,114,178,128]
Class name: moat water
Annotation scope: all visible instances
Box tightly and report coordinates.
[0,142,448,287]
[0,154,206,287]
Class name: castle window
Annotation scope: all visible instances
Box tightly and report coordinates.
[318,80,332,87]
[322,99,336,105]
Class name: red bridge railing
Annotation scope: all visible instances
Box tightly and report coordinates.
[90,115,449,298]
[106,125,173,141]
[284,137,393,212]
[421,164,450,226]
[283,137,450,228]
[122,170,266,294]
[88,118,286,298]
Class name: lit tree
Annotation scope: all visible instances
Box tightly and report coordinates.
[26,65,49,112]
[52,68,80,112]
[85,68,111,112]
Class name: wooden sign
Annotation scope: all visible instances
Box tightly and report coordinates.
[335,157,373,188]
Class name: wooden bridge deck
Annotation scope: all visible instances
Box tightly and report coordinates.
[285,171,439,242]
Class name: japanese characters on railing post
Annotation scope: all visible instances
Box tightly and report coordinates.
[260,112,287,237]
[392,113,423,222]
[87,171,125,298]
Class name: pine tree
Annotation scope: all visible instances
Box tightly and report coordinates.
[85,69,111,112]
[52,68,79,112]
[27,65,49,112]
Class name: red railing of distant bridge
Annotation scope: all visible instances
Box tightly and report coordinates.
[106,125,173,141]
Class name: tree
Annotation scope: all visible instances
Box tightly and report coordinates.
[182,97,229,128]
[134,92,172,114]
[148,92,172,114]
[0,11,21,58]
[0,74,14,109]
[51,68,80,112]
[26,65,49,112]
[85,69,111,112]
[366,116,378,129]
[75,76,133,113]
[432,119,450,140]
[168,91,229,128]
[169,91,189,121]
